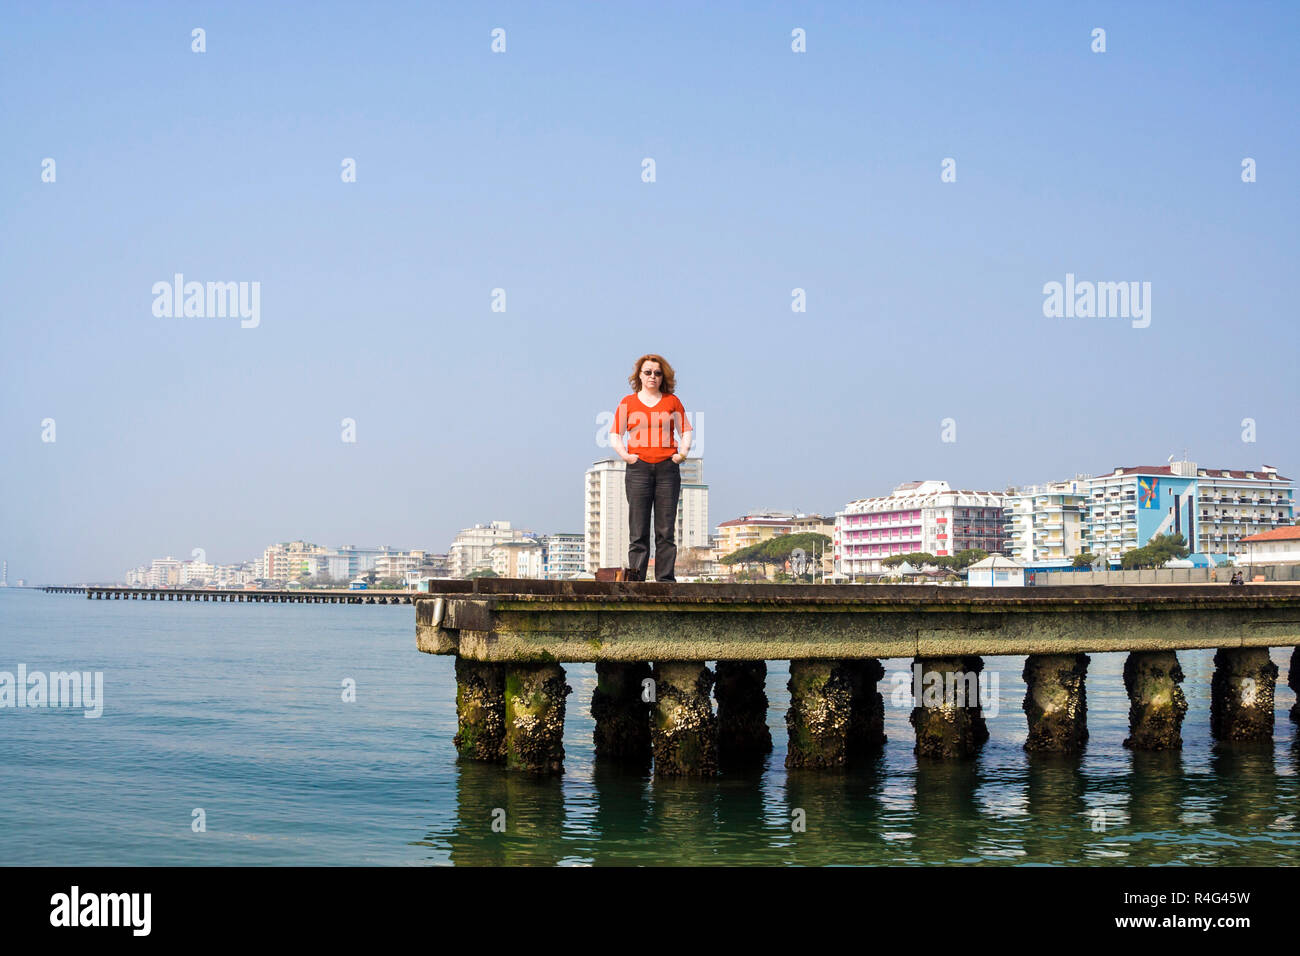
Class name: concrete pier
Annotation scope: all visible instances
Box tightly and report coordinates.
[1123,651,1188,750]
[78,585,416,604]
[715,661,773,767]
[416,579,1300,772]
[503,663,571,775]
[1210,647,1278,742]
[785,659,884,769]
[591,661,652,766]
[650,662,718,777]
[454,658,506,762]
[909,657,988,759]
[1022,653,1090,753]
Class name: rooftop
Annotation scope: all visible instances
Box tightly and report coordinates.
[1241,526,1300,543]
[1098,464,1291,481]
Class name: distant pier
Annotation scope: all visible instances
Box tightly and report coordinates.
[48,585,416,605]
[417,579,1300,776]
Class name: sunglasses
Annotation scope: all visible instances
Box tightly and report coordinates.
[641,370,662,377]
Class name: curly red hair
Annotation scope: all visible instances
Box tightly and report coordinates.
[627,354,676,394]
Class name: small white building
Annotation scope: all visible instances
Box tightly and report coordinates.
[967,554,1026,587]
[1240,526,1300,566]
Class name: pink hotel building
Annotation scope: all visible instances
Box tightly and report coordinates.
[834,480,1008,577]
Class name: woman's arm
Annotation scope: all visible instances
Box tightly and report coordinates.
[609,400,638,463]
[671,399,692,462]
[610,431,638,463]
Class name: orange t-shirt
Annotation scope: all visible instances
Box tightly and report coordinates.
[610,393,692,463]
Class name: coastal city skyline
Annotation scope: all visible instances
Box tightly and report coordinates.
[6,451,1292,586]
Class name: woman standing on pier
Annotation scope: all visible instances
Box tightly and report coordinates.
[609,353,692,582]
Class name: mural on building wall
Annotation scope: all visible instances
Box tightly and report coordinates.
[1139,477,1160,508]
[1137,475,1195,545]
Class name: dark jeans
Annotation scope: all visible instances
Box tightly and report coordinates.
[625,457,681,582]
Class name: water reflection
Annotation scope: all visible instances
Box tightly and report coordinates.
[1123,750,1186,864]
[911,757,982,863]
[784,759,886,864]
[586,764,653,866]
[1022,754,1088,862]
[447,762,568,866]
[1210,742,1275,831]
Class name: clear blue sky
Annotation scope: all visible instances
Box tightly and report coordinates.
[3,1,1297,583]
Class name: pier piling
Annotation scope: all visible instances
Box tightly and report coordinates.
[1022,653,1090,753]
[1210,647,1278,742]
[650,661,718,777]
[454,658,506,763]
[1123,651,1188,750]
[785,659,884,769]
[503,663,571,775]
[909,656,989,758]
[591,661,653,766]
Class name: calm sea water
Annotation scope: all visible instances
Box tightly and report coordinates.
[2,588,1298,865]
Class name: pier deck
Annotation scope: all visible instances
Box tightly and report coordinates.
[56,585,417,604]
[416,580,1300,661]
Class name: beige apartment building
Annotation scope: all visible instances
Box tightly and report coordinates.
[713,513,796,559]
[263,541,330,582]
[373,550,426,580]
[489,540,545,578]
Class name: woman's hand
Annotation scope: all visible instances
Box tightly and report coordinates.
[671,453,684,463]
[624,453,640,464]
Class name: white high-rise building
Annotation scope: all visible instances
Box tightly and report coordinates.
[214,564,257,587]
[585,458,708,572]
[449,521,532,577]
[587,460,628,572]
[1084,460,1294,563]
[180,561,216,585]
[677,458,710,556]
[373,551,425,580]
[1002,477,1091,565]
[148,557,183,588]
[329,546,391,578]
[835,480,1007,578]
